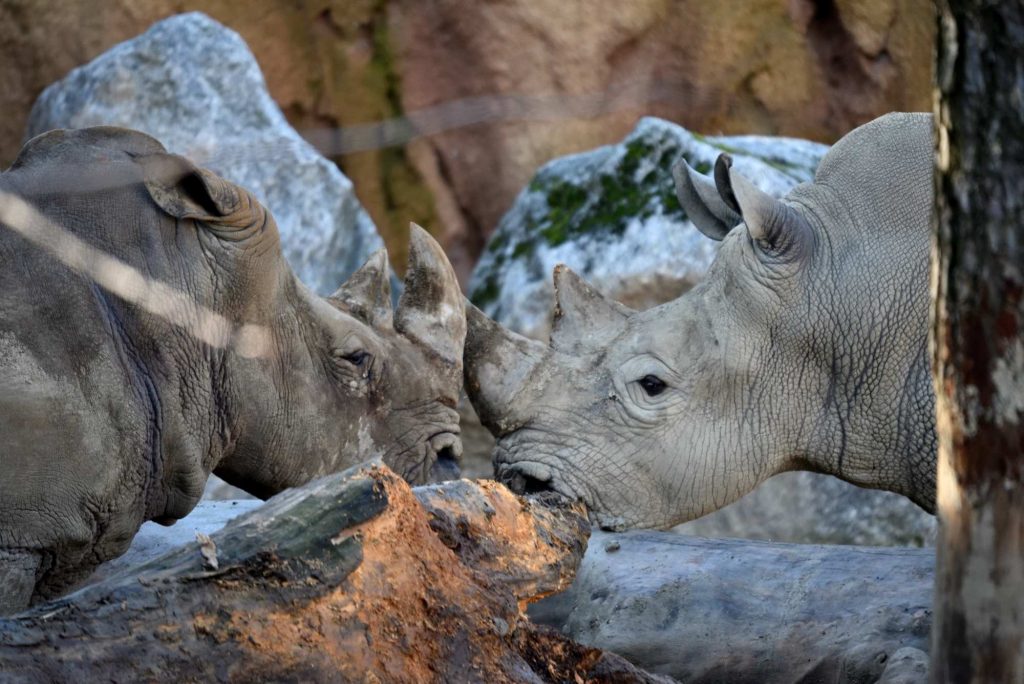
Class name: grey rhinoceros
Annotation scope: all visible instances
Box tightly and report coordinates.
[465,112,937,531]
[0,127,465,613]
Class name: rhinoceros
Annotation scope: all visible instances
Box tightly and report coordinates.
[0,127,465,613]
[465,112,937,531]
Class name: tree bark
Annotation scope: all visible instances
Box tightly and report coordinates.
[530,531,935,684]
[0,464,669,684]
[930,1,1024,681]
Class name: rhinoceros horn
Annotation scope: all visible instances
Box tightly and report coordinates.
[463,302,545,434]
[330,248,393,327]
[672,154,742,241]
[550,264,630,352]
[395,224,466,364]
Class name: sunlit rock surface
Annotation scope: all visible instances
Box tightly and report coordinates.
[26,12,383,295]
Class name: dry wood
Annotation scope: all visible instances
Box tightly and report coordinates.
[0,463,670,684]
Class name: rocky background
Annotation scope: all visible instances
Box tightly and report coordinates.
[4,2,937,546]
[1,0,933,281]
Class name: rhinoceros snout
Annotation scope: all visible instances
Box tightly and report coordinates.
[427,431,463,482]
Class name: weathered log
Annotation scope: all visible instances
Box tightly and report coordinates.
[530,531,934,684]
[0,463,670,683]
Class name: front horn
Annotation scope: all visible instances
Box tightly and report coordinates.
[394,224,466,366]
[464,302,546,436]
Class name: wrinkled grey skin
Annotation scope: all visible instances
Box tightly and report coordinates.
[466,112,937,531]
[0,127,465,613]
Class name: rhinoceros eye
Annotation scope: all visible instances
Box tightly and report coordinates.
[638,374,667,397]
[340,350,370,367]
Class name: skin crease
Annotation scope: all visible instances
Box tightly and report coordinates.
[0,127,464,613]
[466,112,938,531]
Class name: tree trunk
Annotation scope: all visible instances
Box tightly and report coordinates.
[930,1,1024,681]
[530,531,935,683]
[0,464,670,684]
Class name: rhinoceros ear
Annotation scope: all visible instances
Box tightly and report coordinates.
[672,154,741,241]
[140,153,238,220]
[329,248,394,328]
[728,166,812,257]
[551,265,630,351]
[395,224,466,365]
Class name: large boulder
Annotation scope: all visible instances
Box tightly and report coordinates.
[26,12,383,295]
[467,118,936,547]
[470,116,827,339]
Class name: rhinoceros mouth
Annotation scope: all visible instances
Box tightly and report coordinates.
[495,461,563,497]
[426,431,463,482]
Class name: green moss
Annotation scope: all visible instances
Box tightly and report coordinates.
[470,272,502,308]
[661,187,684,216]
[519,135,692,249]
[539,180,590,246]
[328,3,440,274]
[486,230,508,254]
[511,241,533,259]
[622,139,654,175]
[478,131,695,298]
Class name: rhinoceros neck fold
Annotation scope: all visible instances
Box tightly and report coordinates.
[799,341,938,515]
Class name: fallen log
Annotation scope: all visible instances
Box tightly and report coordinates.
[0,463,671,683]
[530,530,934,684]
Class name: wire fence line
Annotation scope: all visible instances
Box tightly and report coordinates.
[266,80,687,158]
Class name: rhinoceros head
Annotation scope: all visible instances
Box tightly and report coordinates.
[209,223,466,497]
[465,112,937,530]
[128,144,466,497]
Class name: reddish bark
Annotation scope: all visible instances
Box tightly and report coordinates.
[930,1,1024,681]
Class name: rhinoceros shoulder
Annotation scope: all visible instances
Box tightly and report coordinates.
[11,126,167,171]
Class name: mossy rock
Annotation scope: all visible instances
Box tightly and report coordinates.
[470,117,827,337]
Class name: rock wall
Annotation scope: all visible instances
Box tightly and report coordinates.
[394,0,934,278]
[1,0,933,279]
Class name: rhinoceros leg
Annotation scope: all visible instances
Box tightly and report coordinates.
[0,549,40,615]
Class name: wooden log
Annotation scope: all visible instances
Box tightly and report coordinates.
[530,530,934,684]
[0,463,670,683]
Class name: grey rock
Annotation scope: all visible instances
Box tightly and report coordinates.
[26,12,383,295]
[469,116,827,338]
[202,475,255,502]
[675,471,936,547]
